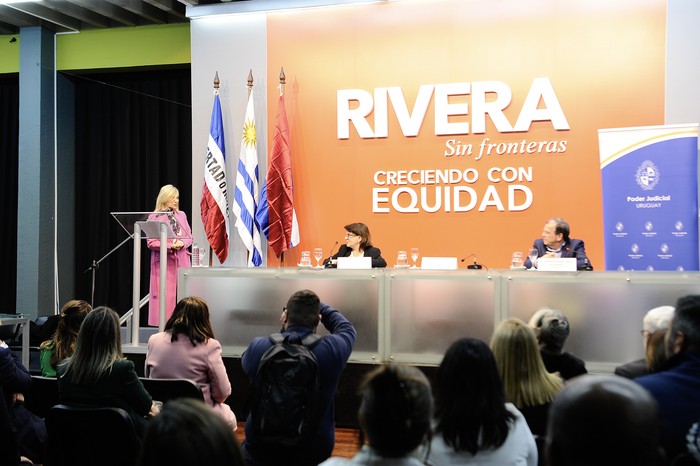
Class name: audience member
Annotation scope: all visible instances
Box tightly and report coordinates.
[524,218,592,270]
[645,329,669,374]
[615,305,674,379]
[636,295,700,461]
[145,296,236,429]
[241,289,356,466]
[546,374,664,466]
[491,318,563,437]
[136,398,245,466]
[1,340,46,464]
[57,306,159,438]
[39,299,92,377]
[528,308,587,381]
[320,364,432,466]
[429,338,537,466]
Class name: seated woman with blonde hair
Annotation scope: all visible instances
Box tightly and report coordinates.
[490,317,563,437]
[39,299,92,377]
[145,296,236,429]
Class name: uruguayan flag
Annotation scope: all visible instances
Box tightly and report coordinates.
[232,93,262,266]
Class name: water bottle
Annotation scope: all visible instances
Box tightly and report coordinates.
[192,243,200,267]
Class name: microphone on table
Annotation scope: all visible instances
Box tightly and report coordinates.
[324,241,339,268]
[460,253,484,270]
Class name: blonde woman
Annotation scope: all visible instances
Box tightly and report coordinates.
[147,184,193,326]
[490,317,563,437]
[39,299,92,377]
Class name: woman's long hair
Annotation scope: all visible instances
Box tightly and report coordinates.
[164,297,215,347]
[490,318,562,408]
[434,338,515,454]
[61,307,123,384]
[40,299,92,367]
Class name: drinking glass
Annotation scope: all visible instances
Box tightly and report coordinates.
[410,248,420,269]
[397,250,408,267]
[313,247,323,268]
[511,251,524,269]
[528,248,538,268]
[301,250,311,267]
[198,247,207,267]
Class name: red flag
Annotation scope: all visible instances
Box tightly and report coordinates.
[266,93,299,257]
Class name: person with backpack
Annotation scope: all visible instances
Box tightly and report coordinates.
[241,289,357,466]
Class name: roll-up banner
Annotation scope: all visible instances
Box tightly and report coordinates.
[599,124,699,271]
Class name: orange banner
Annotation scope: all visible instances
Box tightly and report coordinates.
[266,0,665,269]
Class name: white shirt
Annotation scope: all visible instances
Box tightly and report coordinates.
[428,403,537,466]
[320,446,426,466]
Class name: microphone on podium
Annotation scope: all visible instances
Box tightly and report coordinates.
[460,253,484,270]
[324,241,339,268]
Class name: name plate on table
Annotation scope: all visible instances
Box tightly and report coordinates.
[336,256,372,269]
[538,257,577,272]
[420,257,459,270]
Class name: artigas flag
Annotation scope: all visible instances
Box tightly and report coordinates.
[233,93,263,266]
[200,92,229,264]
[265,93,300,258]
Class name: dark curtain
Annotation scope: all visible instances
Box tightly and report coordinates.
[73,68,192,323]
[0,75,19,314]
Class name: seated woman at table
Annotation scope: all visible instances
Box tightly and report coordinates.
[323,222,387,268]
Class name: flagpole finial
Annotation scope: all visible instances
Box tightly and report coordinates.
[213,71,220,95]
[279,67,285,95]
[247,69,254,97]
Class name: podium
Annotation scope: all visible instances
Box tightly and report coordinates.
[111,212,192,343]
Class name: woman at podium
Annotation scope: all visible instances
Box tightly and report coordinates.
[147,185,192,326]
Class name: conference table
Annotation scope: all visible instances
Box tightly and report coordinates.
[167,267,700,373]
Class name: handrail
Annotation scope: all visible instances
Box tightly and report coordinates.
[119,294,150,326]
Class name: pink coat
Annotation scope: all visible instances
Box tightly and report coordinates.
[147,210,192,327]
[145,331,236,428]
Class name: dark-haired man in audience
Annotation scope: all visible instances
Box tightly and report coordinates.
[636,295,700,462]
[546,374,664,466]
[241,289,356,466]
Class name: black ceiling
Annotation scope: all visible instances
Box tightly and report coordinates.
[0,0,236,35]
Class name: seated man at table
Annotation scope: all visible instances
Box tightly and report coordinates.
[525,217,592,270]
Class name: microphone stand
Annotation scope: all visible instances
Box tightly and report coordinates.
[83,234,134,307]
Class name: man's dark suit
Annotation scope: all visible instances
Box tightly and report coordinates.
[525,238,592,270]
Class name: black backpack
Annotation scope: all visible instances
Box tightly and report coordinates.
[250,332,322,446]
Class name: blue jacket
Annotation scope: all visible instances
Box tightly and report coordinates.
[525,238,592,270]
[242,303,356,466]
[635,352,700,460]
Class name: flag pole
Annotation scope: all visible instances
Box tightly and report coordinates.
[246,69,254,268]
[278,67,286,267]
[209,72,220,267]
